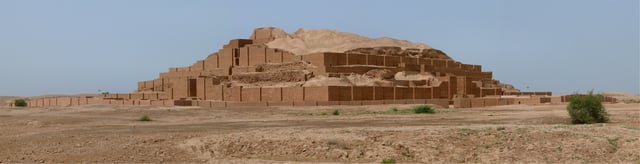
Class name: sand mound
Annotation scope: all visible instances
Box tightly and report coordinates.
[265,28,432,55]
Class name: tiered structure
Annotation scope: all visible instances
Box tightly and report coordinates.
[24,27,611,108]
[130,27,545,107]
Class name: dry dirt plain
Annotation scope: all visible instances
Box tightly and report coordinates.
[0,103,638,163]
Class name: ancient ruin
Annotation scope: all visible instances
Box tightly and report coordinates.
[21,27,617,108]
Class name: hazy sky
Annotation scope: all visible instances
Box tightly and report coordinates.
[1,0,638,96]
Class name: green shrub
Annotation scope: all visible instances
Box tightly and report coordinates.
[382,159,395,164]
[321,112,328,116]
[139,115,152,121]
[392,108,398,112]
[567,91,609,124]
[413,105,435,114]
[332,110,340,115]
[14,99,27,107]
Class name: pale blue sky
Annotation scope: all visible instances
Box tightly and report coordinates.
[0,0,638,96]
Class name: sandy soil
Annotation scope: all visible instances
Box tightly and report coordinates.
[0,103,638,163]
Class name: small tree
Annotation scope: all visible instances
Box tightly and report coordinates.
[14,99,27,107]
[567,91,609,124]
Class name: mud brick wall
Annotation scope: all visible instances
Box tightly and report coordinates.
[248,45,267,65]
[347,54,367,65]
[261,87,282,101]
[190,60,205,72]
[239,47,250,66]
[374,86,394,100]
[223,86,242,101]
[266,48,283,63]
[57,97,71,106]
[282,51,300,63]
[401,57,419,65]
[131,93,143,100]
[514,97,542,105]
[447,60,461,69]
[394,87,411,100]
[302,53,325,66]
[138,81,146,91]
[367,55,384,66]
[483,98,499,106]
[224,39,253,49]
[205,82,223,100]
[352,86,374,101]
[328,86,352,101]
[384,56,400,67]
[196,79,206,100]
[169,78,189,99]
[432,59,447,68]
[414,87,432,99]
[143,93,159,100]
[241,87,262,102]
[203,54,219,70]
[218,48,234,69]
[304,86,329,101]
[282,87,304,102]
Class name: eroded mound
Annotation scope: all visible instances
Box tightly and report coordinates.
[263,28,432,55]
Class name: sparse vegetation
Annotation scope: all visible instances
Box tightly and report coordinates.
[321,112,328,116]
[459,128,480,136]
[607,137,621,152]
[566,91,609,124]
[391,108,398,112]
[14,99,27,107]
[623,126,640,131]
[413,105,435,114]
[139,115,152,121]
[332,110,340,115]
[382,158,395,164]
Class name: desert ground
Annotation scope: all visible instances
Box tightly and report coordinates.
[0,102,638,163]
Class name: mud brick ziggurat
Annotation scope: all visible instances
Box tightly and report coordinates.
[21,27,617,108]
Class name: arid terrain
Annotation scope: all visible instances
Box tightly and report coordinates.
[0,102,638,163]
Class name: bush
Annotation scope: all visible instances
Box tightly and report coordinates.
[567,91,609,124]
[14,99,27,107]
[413,105,435,114]
[382,159,395,164]
[332,110,340,115]
[321,112,328,116]
[139,115,152,121]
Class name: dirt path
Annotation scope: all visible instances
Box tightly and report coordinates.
[0,103,638,163]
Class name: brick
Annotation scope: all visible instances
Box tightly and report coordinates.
[317,101,341,106]
[282,87,304,102]
[293,101,317,106]
[267,101,294,106]
[223,87,242,102]
[241,87,262,102]
[204,53,219,70]
[261,87,282,102]
[266,48,283,63]
[239,47,250,66]
[367,55,385,66]
[328,86,352,101]
[304,86,329,101]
